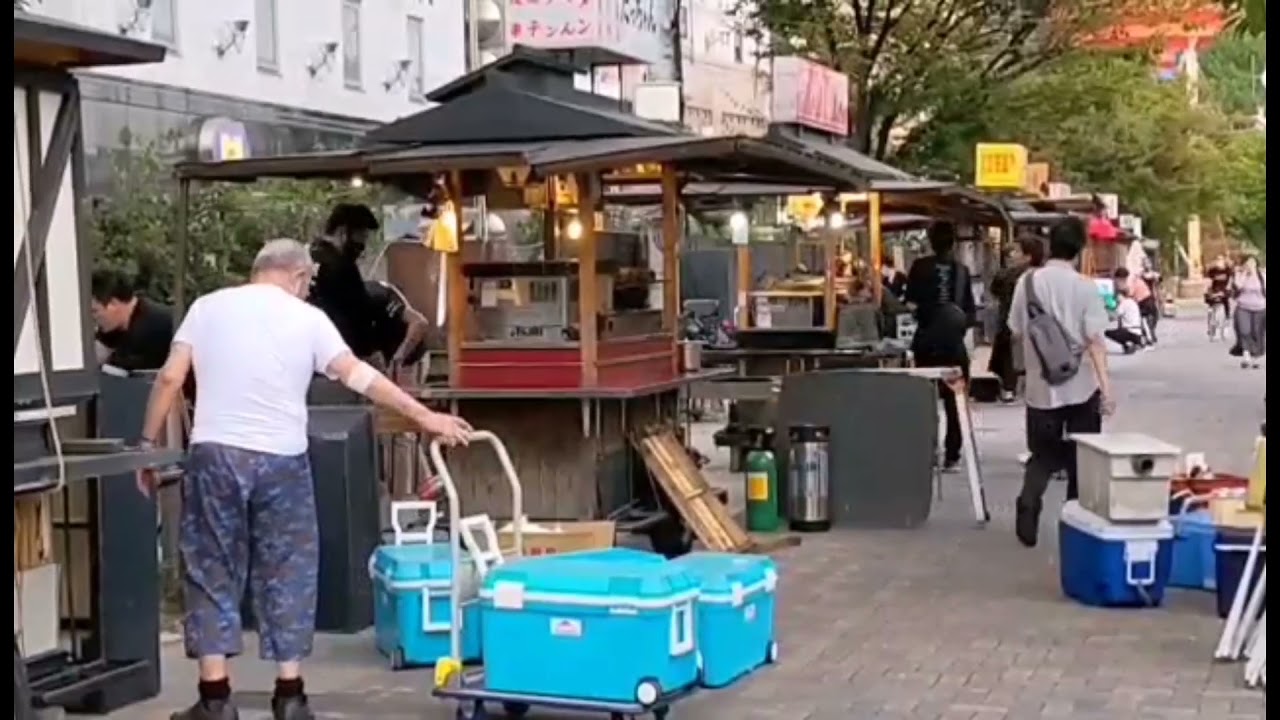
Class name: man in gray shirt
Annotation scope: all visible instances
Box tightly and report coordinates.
[1007,218,1115,546]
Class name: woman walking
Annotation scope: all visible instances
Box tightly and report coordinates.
[988,235,1045,401]
[1232,254,1266,369]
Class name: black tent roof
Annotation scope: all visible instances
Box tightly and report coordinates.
[425,45,584,104]
[15,11,166,69]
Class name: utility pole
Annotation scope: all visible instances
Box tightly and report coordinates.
[669,0,686,124]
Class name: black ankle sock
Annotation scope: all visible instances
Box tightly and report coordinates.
[274,677,304,699]
[198,678,231,702]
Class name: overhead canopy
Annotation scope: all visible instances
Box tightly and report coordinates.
[15,11,167,69]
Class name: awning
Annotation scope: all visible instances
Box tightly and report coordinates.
[15,12,167,69]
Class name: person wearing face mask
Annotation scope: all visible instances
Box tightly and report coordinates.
[308,203,383,359]
[135,239,472,720]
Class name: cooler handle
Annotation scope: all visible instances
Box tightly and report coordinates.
[1124,539,1159,587]
[669,601,695,656]
[390,500,439,546]
[419,588,452,633]
[458,514,504,578]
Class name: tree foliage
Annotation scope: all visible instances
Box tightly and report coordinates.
[1201,30,1266,119]
[87,142,387,303]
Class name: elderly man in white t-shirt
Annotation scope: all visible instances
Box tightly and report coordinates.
[136,239,471,720]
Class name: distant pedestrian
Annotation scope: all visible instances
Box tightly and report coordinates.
[988,235,1045,401]
[1231,254,1266,369]
[906,222,977,472]
[1007,218,1114,547]
[136,239,472,720]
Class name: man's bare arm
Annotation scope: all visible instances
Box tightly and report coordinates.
[1084,336,1114,412]
[327,352,434,423]
[392,307,430,364]
[140,344,193,442]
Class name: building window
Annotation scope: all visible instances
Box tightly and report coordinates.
[151,0,177,47]
[255,0,279,71]
[407,16,425,98]
[342,0,363,88]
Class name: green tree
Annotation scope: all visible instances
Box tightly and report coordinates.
[1201,31,1266,120]
[1219,130,1266,250]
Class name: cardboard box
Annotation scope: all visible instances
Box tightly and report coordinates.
[497,520,616,557]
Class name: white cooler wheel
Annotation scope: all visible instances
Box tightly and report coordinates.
[767,640,779,664]
[635,679,661,707]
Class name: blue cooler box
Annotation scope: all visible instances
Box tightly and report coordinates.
[480,554,700,705]
[669,552,778,688]
[1169,509,1217,590]
[1213,529,1265,619]
[370,543,482,667]
[1059,501,1173,608]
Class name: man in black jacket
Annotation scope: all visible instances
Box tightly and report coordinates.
[905,222,977,472]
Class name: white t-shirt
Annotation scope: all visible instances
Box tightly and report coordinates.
[1115,296,1143,331]
[1007,260,1109,411]
[175,284,351,456]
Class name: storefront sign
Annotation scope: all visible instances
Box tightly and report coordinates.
[196,117,251,162]
[973,143,1027,189]
[771,57,850,137]
[507,0,667,65]
[1097,192,1120,220]
[1046,182,1072,199]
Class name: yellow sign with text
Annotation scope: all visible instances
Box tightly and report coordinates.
[974,143,1028,189]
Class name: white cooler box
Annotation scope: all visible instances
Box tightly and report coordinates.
[1073,433,1181,522]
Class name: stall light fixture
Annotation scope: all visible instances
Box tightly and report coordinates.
[565,217,585,241]
[828,211,846,230]
[728,211,750,232]
[349,176,365,188]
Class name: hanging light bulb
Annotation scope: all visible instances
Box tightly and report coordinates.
[565,217,584,241]
[828,211,846,230]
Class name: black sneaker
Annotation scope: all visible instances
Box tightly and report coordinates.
[272,695,316,720]
[171,699,239,720]
[1015,499,1040,548]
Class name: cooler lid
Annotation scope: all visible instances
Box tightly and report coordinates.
[669,551,776,594]
[485,555,698,599]
[1070,432,1181,457]
[1060,501,1173,541]
[373,544,457,582]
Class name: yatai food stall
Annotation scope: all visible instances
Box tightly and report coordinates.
[172,50,873,553]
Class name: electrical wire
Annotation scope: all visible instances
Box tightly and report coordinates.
[14,99,70,659]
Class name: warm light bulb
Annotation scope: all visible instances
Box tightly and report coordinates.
[565,218,584,241]
[828,211,846,229]
[728,211,750,232]
[350,176,365,188]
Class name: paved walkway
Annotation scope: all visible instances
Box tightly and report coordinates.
[121,313,1266,720]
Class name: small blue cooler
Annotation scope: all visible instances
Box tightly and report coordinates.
[669,552,778,688]
[1169,508,1217,591]
[1058,501,1173,608]
[370,542,482,668]
[479,554,700,705]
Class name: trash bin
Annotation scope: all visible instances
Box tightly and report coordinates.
[788,425,831,532]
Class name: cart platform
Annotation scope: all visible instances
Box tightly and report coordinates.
[434,667,696,720]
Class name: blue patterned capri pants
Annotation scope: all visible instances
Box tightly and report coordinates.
[180,443,319,661]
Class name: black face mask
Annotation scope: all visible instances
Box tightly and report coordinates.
[342,240,366,261]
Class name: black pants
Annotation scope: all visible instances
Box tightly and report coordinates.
[915,349,970,465]
[1138,297,1160,341]
[1020,392,1102,508]
[987,328,1018,393]
[1105,327,1143,348]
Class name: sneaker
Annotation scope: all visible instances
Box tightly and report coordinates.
[272,695,316,720]
[1015,499,1040,548]
[941,459,962,474]
[171,699,239,720]
[999,390,1016,404]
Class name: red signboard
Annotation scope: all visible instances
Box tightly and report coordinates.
[771,57,850,137]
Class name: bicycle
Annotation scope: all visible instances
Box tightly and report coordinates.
[1206,297,1229,341]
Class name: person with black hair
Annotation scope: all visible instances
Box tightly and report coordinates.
[90,269,175,371]
[988,235,1046,401]
[905,222,977,472]
[1006,217,1114,547]
[879,256,908,302]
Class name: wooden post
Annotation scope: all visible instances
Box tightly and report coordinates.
[577,173,600,386]
[735,245,751,329]
[869,190,883,304]
[660,165,680,375]
[823,222,838,330]
[446,171,466,386]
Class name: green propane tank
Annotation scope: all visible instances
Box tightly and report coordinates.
[744,448,781,532]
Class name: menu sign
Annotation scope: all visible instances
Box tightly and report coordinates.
[507,0,668,65]
[771,57,850,137]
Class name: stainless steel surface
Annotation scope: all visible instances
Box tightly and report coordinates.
[471,276,575,343]
[789,430,831,523]
[680,340,704,372]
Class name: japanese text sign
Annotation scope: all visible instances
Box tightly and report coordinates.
[771,57,850,137]
[974,143,1028,189]
[507,0,667,66]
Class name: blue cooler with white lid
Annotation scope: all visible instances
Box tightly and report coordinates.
[369,503,483,668]
[1058,501,1174,607]
[479,553,701,705]
[669,552,778,688]
[1169,506,1217,590]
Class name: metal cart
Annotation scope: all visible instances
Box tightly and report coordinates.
[428,432,695,720]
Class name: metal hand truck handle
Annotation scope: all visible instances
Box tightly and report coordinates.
[428,430,524,662]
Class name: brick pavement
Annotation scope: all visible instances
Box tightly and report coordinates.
[118,313,1266,719]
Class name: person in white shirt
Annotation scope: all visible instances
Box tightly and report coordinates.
[1105,269,1146,354]
[135,239,471,720]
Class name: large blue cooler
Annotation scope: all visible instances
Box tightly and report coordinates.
[1213,528,1265,619]
[1058,501,1173,607]
[1169,509,1217,590]
[669,552,778,688]
[479,554,700,705]
[370,542,482,668]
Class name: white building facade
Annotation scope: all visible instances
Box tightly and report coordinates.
[24,0,468,184]
[678,0,769,136]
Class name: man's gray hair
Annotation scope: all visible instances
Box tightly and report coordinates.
[251,238,313,275]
